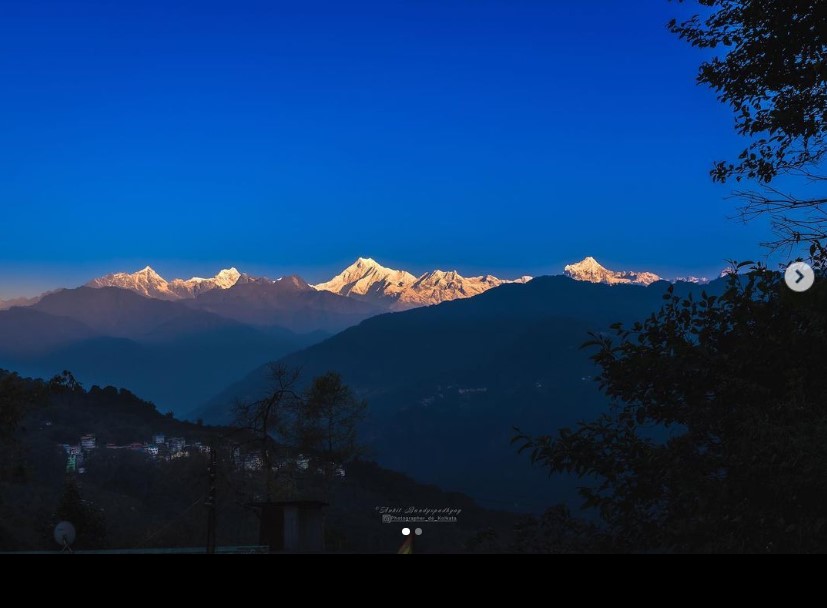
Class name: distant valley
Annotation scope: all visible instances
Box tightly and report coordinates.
[0,287,324,414]
[0,255,717,508]
[0,256,538,414]
[196,274,726,510]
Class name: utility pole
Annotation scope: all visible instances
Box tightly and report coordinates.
[205,445,216,554]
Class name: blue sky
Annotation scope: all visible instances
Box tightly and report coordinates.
[0,0,780,298]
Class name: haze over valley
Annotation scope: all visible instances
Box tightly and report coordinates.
[0,254,723,509]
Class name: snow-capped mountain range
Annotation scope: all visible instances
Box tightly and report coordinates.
[314,257,532,310]
[563,257,662,286]
[87,266,244,300]
[83,258,532,310]
[2,256,710,313]
[563,257,710,286]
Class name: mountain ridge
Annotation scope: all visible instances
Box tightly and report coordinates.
[312,257,532,310]
[196,274,729,510]
[183,274,380,333]
[0,285,325,413]
[563,256,662,286]
[87,266,243,300]
[3,256,708,311]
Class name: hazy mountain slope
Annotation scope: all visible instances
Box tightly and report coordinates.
[0,286,326,414]
[74,276,379,335]
[0,325,321,415]
[0,307,98,355]
[0,295,45,311]
[186,275,382,333]
[198,276,708,417]
[198,276,722,511]
[31,286,238,338]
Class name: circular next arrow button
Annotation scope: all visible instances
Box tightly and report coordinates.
[784,261,815,293]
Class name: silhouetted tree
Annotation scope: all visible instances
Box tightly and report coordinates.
[0,370,45,440]
[232,363,302,501]
[515,263,827,552]
[669,0,827,248]
[526,3,827,551]
[0,370,50,482]
[231,366,367,501]
[49,370,83,395]
[293,371,367,481]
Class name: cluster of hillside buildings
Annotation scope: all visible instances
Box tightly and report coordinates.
[61,434,346,478]
[61,433,210,474]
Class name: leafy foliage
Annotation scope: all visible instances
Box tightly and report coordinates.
[0,371,47,440]
[295,371,367,467]
[669,0,827,184]
[0,370,73,482]
[669,1,827,248]
[515,262,827,552]
[232,366,367,500]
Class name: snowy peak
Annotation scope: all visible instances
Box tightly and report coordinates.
[313,257,418,299]
[132,266,165,283]
[563,257,661,286]
[413,270,465,290]
[214,268,242,288]
[87,266,175,300]
[184,267,240,286]
[314,257,532,310]
[675,275,711,285]
[405,269,529,308]
[88,266,243,300]
[168,267,242,297]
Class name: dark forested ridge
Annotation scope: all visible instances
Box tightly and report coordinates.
[0,370,517,553]
[515,264,827,552]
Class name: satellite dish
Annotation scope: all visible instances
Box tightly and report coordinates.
[54,521,76,547]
